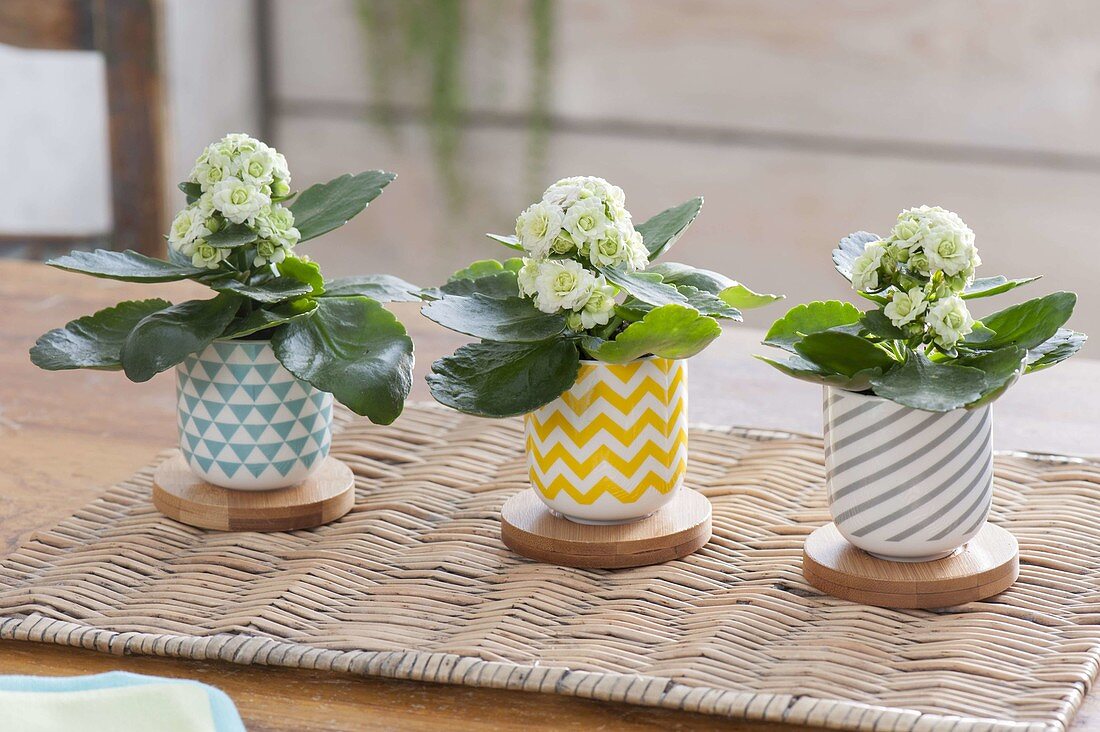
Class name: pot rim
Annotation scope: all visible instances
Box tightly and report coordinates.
[578,354,682,367]
[824,384,989,415]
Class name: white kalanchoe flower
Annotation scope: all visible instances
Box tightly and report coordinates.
[626,228,649,270]
[883,287,929,327]
[190,240,227,269]
[542,181,585,208]
[211,177,270,224]
[190,148,230,192]
[255,204,300,248]
[923,222,977,277]
[532,259,596,314]
[168,207,201,253]
[253,240,287,267]
[588,225,634,268]
[517,258,541,297]
[850,240,888,292]
[515,201,565,259]
[578,276,617,330]
[238,146,277,187]
[563,196,610,248]
[926,295,974,349]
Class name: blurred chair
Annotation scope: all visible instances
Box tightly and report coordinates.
[0,0,165,259]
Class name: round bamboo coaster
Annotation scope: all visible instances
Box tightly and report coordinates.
[153,452,355,532]
[500,488,712,568]
[803,522,1018,609]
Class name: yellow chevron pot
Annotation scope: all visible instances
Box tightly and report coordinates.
[525,356,688,524]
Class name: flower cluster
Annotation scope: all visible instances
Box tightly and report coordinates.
[514,176,647,332]
[851,206,981,350]
[168,133,299,270]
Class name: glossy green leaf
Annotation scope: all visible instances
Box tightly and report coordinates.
[832,231,879,281]
[439,272,520,299]
[718,283,784,311]
[210,276,315,303]
[290,170,396,242]
[952,346,1027,408]
[962,275,1040,300]
[637,197,704,260]
[753,354,882,392]
[222,298,318,339]
[597,266,689,308]
[645,262,733,293]
[622,286,741,320]
[449,258,524,281]
[870,352,989,412]
[1026,328,1087,373]
[793,331,896,377]
[120,293,242,382]
[178,181,202,202]
[321,274,423,302]
[427,339,581,418]
[30,299,172,371]
[47,249,206,282]
[204,223,258,249]
[580,304,722,363]
[421,293,565,342]
[963,291,1076,351]
[277,257,325,295]
[486,233,525,251]
[272,296,413,423]
[860,310,907,340]
[763,300,863,352]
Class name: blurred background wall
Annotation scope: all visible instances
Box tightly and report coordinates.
[1,0,1096,351]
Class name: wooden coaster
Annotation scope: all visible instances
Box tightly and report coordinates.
[153,451,355,532]
[500,488,711,569]
[803,522,1019,609]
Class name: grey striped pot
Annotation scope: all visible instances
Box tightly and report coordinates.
[823,386,993,562]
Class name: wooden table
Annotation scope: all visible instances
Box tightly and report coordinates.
[1,260,1097,731]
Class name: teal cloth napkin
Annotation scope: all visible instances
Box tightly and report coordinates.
[0,671,245,732]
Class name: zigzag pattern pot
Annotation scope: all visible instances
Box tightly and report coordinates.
[176,340,333,491]
[525,357,687,524]
[823,386,993,561]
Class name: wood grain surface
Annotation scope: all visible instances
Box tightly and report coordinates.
[1,259,1098,731]
[500,487,712,568]
[803,523,1019,609]
[153,452,355,531]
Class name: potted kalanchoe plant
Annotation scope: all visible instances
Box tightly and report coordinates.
[758,205,1085,561]
[423,176,781,524]
[30,133,420,491]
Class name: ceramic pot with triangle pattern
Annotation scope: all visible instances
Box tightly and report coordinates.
[823,386,993,562]
[175,339,334,490]
[524,356,688,524]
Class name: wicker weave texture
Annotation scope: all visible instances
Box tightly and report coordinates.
[1,403,1098,732]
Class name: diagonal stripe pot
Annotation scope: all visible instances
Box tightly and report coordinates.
[823,385,993,562]
[525,357,688,524]
[175,340,333,491]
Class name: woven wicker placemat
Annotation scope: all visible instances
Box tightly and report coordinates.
[1,403,1099,732]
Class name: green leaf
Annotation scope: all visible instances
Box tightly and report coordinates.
[718,283,784,311]
[277,257,325,295]
[962,275,1040,300]
[753,353,882,392]
[30,299,173,371]
[120,293,242,382]
[439,272,520,299]
[763,300,863,352]
[485,233,525,251]
[210,276,315,303]
[870,352,989,412]
[178,181,202,202]
[449,258,524,281]
[427,339,581,418]
[580,304,722,363]
[47,249,206,282]
[597,266,689,308]
[622,286,741,321]
[793,331,896,377]
[645,262,733,293]
[222,298,318,339]
[272,296,413,423]
[421,293,566,342]
[637,197,704,261]
[952,346,1027,408]
[860,310,907,340]
[1026,328,1087,373]
[205,223,258,249]
[963,291,1077,351]
[833,231,879,281]
[321,274,423,302]
[290,170,396,242]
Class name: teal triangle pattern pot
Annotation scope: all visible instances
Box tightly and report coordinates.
[175,339,333,490]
